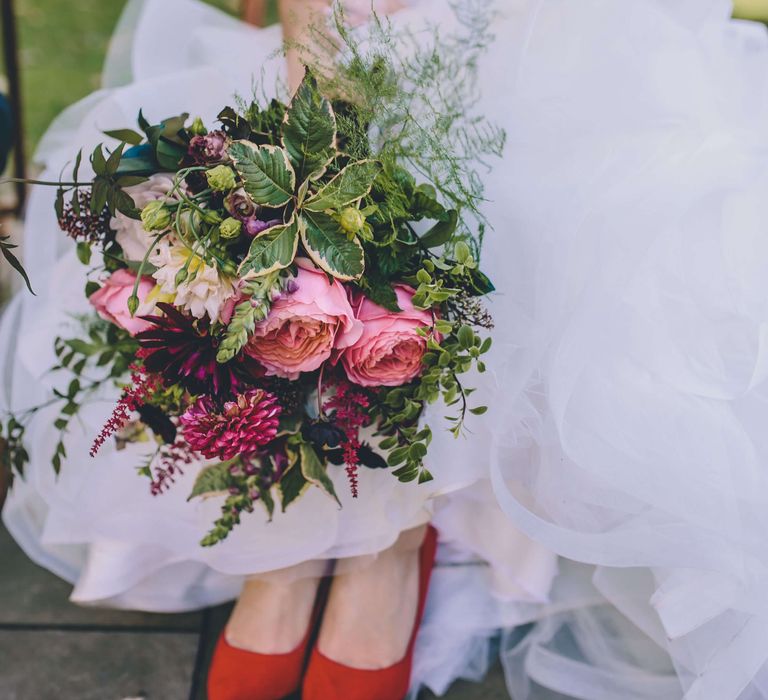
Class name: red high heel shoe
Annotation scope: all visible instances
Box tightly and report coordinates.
[207,580,328,700]
[302,525,439,700]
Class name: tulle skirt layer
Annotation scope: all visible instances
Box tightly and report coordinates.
[475,1,768,698]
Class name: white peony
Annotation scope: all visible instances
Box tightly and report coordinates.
[149,239,237,323]
[111,174,176,261]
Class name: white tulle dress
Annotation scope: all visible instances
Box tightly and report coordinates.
[4,0,768,698]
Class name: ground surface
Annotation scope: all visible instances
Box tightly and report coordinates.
[0,523,513,700]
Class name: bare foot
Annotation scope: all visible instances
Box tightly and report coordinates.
[226,563,322,654]
[317,525,427,669]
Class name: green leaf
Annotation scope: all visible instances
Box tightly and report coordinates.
[72,150,83,181]
[457,325,474,349]
[91,145,107,176]
[111,187,140,218]
[103,128,143,145]
[411,185,448,221]
[229,141,296,207]
[54,189,64,220]
[301,211,364,281]
[188,461,236,500]
[238,218,300,277]
[278,459,310,511]
[116,175,149,187]
[90,178,109,214]
[259,485,276,520]
[303,160,382,212]
[299,443,340,507]
[356,274,400,312]
[420,210,458,248]
[155,138,186,171]
[282,72,336,181]
[105,143,125,175]
[76,242,92,266]
[0,236,34,295]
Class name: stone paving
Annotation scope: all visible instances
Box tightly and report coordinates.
[0,524,512,700]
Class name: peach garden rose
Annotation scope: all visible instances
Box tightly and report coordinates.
[341,285,433,387]
[245,259,363,379]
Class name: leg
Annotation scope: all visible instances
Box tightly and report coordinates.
[317,524,428,668]
[226,559,324,653]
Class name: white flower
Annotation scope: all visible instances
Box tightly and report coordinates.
[149,239,237,323]
[111,174,176,261]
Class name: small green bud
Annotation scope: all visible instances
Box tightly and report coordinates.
[140,200,171,231]
[127,294,139,317]
[206,165,237,192]
[202,210,224,225]
[219,217,242,239]
[175,267,189,286]
[339,207,365,235]
[221,260,238,276]
[189,116,207,136]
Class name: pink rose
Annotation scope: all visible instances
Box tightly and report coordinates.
[89,269,155,336]
[245,259,363,379]
[341,286,433,387]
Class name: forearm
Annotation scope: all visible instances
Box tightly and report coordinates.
[279,0,333,92]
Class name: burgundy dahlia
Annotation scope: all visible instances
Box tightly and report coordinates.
[180,389,281,461]
[188,130,228,164]
[136,303,242,397]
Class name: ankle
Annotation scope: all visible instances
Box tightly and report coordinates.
[318,546,420,669]
[227,575,320,654]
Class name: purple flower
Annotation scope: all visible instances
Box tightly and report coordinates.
[225,189,258,220]
[244,217,281,237]
[188,130,228,164]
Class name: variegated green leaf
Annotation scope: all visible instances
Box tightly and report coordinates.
[300,211,364,281]
[229,141,296,207]
[282,72,336,181]
[299,443,340,507]
[238,218,300,277]
[303,160,382,212]
[278,450,310,511]
[188,460,236,500]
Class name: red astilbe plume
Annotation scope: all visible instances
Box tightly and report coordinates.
[90,364,161,457]
[323,380,371,497]
[180,389,281,462]
[150,438,195,496]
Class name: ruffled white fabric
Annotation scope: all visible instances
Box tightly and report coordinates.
[0,0,556,696]
[471,1,768,698]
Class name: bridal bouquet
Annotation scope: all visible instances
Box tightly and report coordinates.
[2,13,502,545]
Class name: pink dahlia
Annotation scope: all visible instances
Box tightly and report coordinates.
[180,389,281,461]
